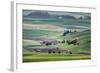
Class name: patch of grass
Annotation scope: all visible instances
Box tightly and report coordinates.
[23,40,41,46]
[23,52,91,62]
[23,29,59,37]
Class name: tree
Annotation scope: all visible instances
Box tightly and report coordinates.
[62,30,69,36]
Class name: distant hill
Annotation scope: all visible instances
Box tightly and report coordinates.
[24,11,53,18]
[24,11,76,19]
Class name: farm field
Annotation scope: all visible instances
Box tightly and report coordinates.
[23,10,91,62]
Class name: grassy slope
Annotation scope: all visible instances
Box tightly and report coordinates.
[23,29,60,37]
[57,30,91,53]
[23,18,91,62]
[23,19,90,29]
[23,29,91,53]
